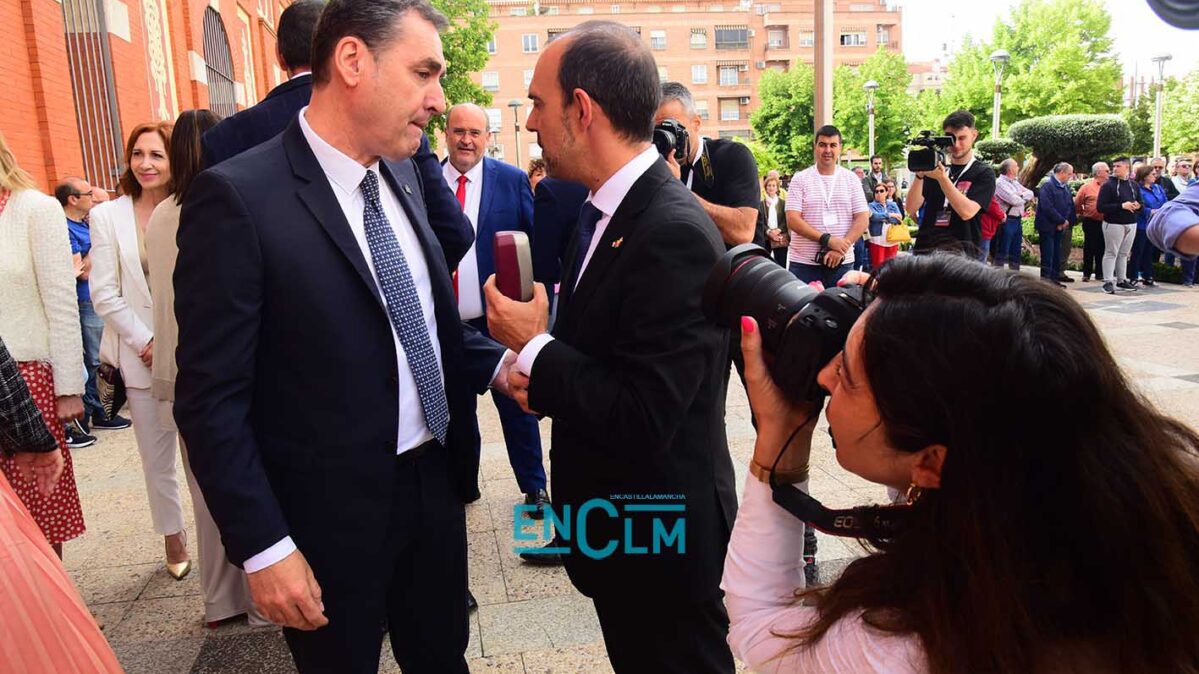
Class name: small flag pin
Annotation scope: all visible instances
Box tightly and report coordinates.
[402,184,413,195]
[612,237,623,249]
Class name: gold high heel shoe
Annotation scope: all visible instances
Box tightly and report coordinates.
[165,530,192,580]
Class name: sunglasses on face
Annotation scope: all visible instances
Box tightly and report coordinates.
[875,189,887,193]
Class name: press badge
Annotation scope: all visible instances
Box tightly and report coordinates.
[823,212,838,229]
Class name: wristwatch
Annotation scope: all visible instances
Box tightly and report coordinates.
[819,232,831,248]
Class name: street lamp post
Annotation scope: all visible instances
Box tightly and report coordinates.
[990,49,1010,139]
[1151,53,1172,159]
[863,79,878,159]
[508,99,524,169]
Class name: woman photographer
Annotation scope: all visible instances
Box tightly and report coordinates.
[723,253,1199,673]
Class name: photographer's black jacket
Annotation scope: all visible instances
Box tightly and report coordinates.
[1098,177,1143,225]
[687,137,764,248]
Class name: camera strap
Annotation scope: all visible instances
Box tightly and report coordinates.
[770,480,913,540]
[943,157,976,207]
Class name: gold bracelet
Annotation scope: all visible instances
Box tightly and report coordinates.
[750,460,809,485]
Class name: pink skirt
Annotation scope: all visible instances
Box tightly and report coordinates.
[0,469,123,672]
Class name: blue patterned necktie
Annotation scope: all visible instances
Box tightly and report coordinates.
[359,170,449,445]
[562,202,604,306]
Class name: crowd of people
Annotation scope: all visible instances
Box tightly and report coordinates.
[1,1,1199,673]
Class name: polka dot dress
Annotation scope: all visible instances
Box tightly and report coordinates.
[0,361,86,544]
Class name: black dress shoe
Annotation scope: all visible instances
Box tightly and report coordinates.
[522,489,549,520]
[467,589,478,612]
[1057,275,1075,283]
[519,537,564,566]
[463,488,482,504]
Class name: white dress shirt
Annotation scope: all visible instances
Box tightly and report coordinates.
[515,146,659,376]
[244,108,445,573]
[442,159,486,320]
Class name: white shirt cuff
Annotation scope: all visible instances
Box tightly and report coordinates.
[243,536,297,573]
[516,333,555,376]
[489,350,514,389]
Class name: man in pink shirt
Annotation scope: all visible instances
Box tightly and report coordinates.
[785,125,870,287]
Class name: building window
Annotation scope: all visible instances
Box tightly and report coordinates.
[491,143,505,159]
[257,0,274,25]
[718,129,751,139]
[523,69,534,87]
[695,99,710,120]
[509,6,527,15]
[672,4,686,11]
[202,8,237,118]
[648,5,663,11]
[849,3,873,10]
[522,33,540,53]
[543,5,560,14]
[548,28,569,41]
[611,4,621,13]
[486,109,502,133]
[657,65,668,80]
[767,60,788,71]
[719,98,740,121]
[691,64,708,84]
[61,0,125,192]
[718,65,739,86]
[482,71,500,92]
[840,31,867,47]
[767,27,787,48]
[486,37,497,54]
[799,31,814,47]
[650,30,667,50]
[690,29,708,49]
[708,4,723,11]
[714,26,749,49]
[578,6,594,13]
[876,25,891,45]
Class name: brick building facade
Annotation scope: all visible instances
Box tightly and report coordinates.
[2,0,293,193]
[477,0,902,168]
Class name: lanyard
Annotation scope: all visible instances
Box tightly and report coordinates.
[943,157,975,207]
[814,168,838,212]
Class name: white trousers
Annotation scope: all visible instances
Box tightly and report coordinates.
[125,387,184,536]
[1101,221,1136,282]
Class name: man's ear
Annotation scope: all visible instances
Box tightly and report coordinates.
[572,88,594,131]
[910,444,947,489]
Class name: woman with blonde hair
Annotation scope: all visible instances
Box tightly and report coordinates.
[0,130,88,557]
[90,121,193,579]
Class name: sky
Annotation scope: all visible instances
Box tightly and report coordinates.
[900,0,1198,81]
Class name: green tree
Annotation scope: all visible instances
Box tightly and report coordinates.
[427,0,496,144]
[749,66,815,174]
[974,138,1025,165]
[1008,114,1131,187]
[732,137,781,176]
[831,48,917,169]
[1123,94,1154,156]
[1162,70,1199,156]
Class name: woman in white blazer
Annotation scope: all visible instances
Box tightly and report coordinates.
[89,121,192,580]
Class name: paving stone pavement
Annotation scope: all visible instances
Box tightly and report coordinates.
[66,268,1199,673]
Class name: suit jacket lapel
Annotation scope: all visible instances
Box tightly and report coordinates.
[285,121,384,308]
[475,159,498,288]
[114,197,151,302]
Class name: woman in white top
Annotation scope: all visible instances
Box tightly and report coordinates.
[0,130,88,556]
[723,253,1199,673]
[89,121,192,580]
[758,175,789,267]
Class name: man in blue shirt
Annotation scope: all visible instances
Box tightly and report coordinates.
[54,178,130,438]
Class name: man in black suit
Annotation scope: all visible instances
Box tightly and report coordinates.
[199,0,473,270]
[485,21,737,674]
[174,2,509,672]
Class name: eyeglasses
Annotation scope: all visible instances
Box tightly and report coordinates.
[73,190,93,198]
[875,189,887,193]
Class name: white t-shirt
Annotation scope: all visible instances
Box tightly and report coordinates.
[785,166,870,266]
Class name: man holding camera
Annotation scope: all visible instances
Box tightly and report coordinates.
[655,82,762,249]
[905,110,996,254]
[784,125,870,287]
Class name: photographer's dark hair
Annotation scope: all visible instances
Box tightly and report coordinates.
[169,109,221,204]
[311,0,447,86]
[813,125,841,144]
[557,21,659,143]
[276,0,325,72]
[789,254,1199,673]
[942,109,975,131]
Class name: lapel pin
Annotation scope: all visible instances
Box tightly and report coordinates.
[612,237,623,249]
[402,184,413,195]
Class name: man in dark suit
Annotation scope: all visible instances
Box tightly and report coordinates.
[199,0,473,270]
[531,176,588,318]
[173,2,508,672]
[440,102,548,514]
[485,21,737,674]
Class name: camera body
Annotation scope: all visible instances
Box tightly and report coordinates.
[653,118,690,164]
[907,130,954,173]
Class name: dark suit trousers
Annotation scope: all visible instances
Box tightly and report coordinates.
[281,445,469,674]
[467,317,546,494]
[593,594,734,674]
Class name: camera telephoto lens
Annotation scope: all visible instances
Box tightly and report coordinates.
[703,244,870,401]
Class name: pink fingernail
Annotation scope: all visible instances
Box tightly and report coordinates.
[741,316,755,334]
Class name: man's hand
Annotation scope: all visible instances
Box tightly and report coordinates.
[824,250,845,268]
[507,369,536,415]
[56,395,84,423]
[664,151,682,181]
[247,549,328,631]
[1122,201,1137,211]
[921,163,948,185]
[491,350,518,399]
[139,339,154,367]
[12,450,63,497]
[483,276,549,353]
[825,236,851,254]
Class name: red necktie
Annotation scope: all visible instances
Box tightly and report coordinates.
[452,174,469,299]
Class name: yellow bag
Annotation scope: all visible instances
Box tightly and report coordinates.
[886,224,912,244]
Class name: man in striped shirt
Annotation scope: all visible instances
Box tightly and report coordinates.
[785,125,870,287]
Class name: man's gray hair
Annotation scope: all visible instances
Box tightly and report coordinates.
[659,81,696,118]
[1053,162,1073,175]
[999,158,1019,176]
[1092,161,1109,174]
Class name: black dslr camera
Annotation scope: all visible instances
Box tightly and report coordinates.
[906,130,954,173]
[703,244,870,402]
[653,119,690,163]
